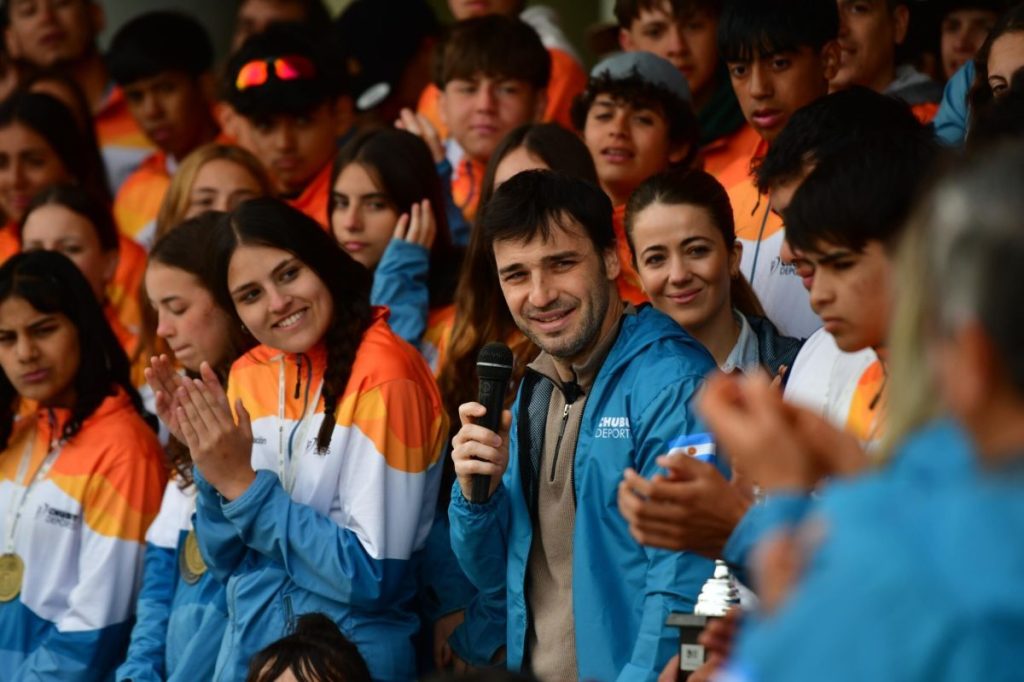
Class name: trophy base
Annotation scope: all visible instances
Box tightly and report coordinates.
[667,613,711,680]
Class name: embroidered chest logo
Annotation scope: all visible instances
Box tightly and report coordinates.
[594,416,631,439]
[35,503,80,530]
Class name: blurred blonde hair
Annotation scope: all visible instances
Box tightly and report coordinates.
[154,143,272,242]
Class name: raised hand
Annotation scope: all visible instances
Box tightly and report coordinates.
[175,362,256,501]
[618,454,750,558]
[392,199,437,250]
[145,354,189,442]
[395,107,445,163]
[451,401,512,501]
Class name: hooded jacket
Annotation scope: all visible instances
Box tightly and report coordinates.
[450,305,719,681]
[194,309,445,682]
[0,389,166,680]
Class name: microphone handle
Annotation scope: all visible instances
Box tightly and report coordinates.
[471,376,506,503]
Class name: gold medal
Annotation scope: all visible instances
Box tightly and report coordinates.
[179,530,207,585]
[0,553,24,602]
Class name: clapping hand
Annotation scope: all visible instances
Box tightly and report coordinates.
[174,362,256,501]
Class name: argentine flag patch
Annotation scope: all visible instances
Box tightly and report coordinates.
[667,433,716,463]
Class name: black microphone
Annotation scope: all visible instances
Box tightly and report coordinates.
[472,342,514,503]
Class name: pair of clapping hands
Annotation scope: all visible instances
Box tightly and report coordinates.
[618,372,867,557]
[145,357,256,501]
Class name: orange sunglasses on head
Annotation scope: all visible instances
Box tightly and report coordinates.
[235,55,316,91]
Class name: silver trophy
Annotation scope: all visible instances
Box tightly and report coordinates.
[667,561,740,679]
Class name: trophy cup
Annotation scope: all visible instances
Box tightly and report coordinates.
[666,560,740,679]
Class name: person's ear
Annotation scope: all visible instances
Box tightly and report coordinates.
[102,248,119,287]
[89,1,106,38]
[332,95,354,136]
[198,72,218,105]
[532,89,548,122]
[5,26,22,60]
[730,239,743,278]
[619,28,636,52]
[668,141,691,166]
[438,88,449,130]
[604,244,622,281]
[821,40,841,82]
[892,4,910,46]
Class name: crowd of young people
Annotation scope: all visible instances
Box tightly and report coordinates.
[0,0,1020,681]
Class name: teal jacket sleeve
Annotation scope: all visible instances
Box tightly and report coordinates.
[418,514,474,623]
[437,159,471,247]
[448,479,511,665]
[617,378,717,682]
[220,470,410,607]
[934,60,974,146]
[115,543,176,682]
[371,239,430,347]
[13,623,134,682]
[192,467,247,583]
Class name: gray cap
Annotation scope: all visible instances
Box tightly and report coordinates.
[589,51,692,104]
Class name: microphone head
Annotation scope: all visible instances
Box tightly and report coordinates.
[477,342,514,382]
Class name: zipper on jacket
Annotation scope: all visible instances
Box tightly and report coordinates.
[548,402,571,483]
[293,355,303,399]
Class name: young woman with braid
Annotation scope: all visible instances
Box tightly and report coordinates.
[146,199,446,682]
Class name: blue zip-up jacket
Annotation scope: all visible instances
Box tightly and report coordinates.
[721,420,1024,682]
[934,61,974,147]
[450,305,719,681]
[194,320,445,682]
[115,482,227,682]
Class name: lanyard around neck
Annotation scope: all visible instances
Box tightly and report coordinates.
[276,356,323,494]
[4,424,62,553]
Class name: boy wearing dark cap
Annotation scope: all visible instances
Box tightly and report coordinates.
[224,22,352,229]
[615,0,747,171]
[108,11,220,247]
[571,51,698,305]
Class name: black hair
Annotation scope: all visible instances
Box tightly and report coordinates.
[245,612,371,682]
[614,0,723,26]
[970,2,1024,112]
[0,250,145,448]
[147,212,252,488]
[332,128,460,308]
[107,11,213,86]
[625,168,764,317]
[755,86,924,193]
[0,90,112,206]
[213,199,372,454]
[433,14,550,90]
[718,0,839,63]
[224,22,347,121]
[570,71,699,164]
[783,129,938,253]
[436,124,595,511]
[18,183,118,252]
[480,170,615,255]
[968,67,1024,147]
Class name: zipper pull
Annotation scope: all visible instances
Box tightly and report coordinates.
[562,403,570,419]
[294,355,302,400]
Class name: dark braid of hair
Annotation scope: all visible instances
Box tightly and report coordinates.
[314,297,372,454]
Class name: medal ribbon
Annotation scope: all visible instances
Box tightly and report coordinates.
[3,423,62,554]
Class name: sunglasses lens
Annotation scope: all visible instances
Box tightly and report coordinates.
[235,61,269,91]
[274,56,315,81]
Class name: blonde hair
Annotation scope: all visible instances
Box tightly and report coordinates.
[154,143,272,242]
